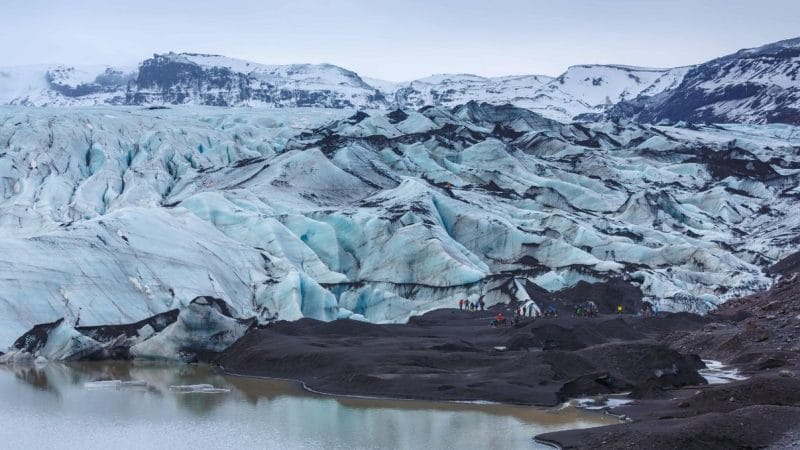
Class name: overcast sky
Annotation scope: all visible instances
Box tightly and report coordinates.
[1,0,798,81]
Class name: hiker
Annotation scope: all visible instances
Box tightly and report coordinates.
[617,304,623,315]
[479,300,485,311]
[641,301,653,318]
[493,312,505,327]
[458,299,463,311]
[586,301,598,318]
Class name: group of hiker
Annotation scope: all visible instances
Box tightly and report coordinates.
[459,295,661,327]
[458,298,485,311]
[492,304,549,326]
[493,302,551,326]
[574,301,599,318]
[515,304,537,318]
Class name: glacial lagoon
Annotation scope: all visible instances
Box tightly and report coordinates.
[0,362,617,449]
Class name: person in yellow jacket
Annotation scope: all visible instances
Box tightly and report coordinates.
[617,304,623,315]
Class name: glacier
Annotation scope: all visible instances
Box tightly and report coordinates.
[0,103,798,349]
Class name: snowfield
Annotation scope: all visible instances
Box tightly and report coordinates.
[0,104,798,348]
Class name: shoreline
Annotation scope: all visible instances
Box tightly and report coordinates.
[533,437,563,450]
[222,365,632,423]
[218,276,800,448]
[222,368,515,406]
[218,308,711,408]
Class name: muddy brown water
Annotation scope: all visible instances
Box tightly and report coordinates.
[0,362,617,449]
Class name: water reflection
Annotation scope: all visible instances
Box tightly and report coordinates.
[0,362,617,450]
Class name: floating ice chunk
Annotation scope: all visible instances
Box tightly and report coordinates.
[84,380,148,390]
[85,380,122,389]
[169,384,230,394]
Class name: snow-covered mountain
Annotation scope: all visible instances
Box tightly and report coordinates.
[0,59,689,123]
[128,53,387,108]
[0,65,136,106]
[0,103,798,347]
[610,37,800,124]
[380,74,552,112]
[1,36,798,124]
[374,66,689,122]
[0,53,386,109]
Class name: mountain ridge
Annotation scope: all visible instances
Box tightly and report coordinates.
[0,36,798,124]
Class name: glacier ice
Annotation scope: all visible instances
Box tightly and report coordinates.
[0,104,798,348]
[0,319,104,363]
[130,297,255,362]
[1,296,252,363]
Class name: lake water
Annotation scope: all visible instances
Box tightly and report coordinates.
[0,362,617,449]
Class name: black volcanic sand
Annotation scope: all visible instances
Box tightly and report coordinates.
[219,309,709,407]
[220,275,800,448]
[538,272,800,448]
